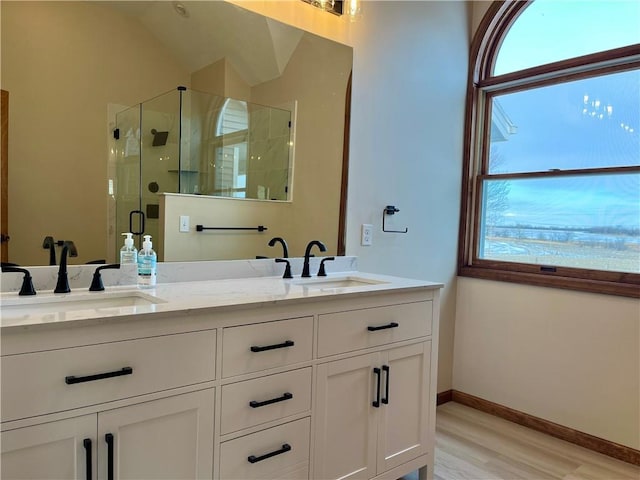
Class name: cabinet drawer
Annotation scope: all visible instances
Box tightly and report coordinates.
[221,368,312,435]
[222,317,313,378]
[219,417,310,480]
[1,330,216,422]
[317,302,431,357]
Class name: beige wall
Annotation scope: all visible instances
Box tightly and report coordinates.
[1,1,190,265]
[191,59,228,98]
[160,194,291,261]
[453,0,640,450]
[454,278,640,448]
[191,59,252,101]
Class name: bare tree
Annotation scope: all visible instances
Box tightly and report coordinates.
[484,147,511,236]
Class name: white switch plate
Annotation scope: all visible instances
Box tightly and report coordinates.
[361,224,373,246]
[179,215,190,232]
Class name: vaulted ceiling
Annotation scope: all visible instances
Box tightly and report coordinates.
[108,1,304,86]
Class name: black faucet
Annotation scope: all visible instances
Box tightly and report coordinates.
[301,240,326,278]
[54,244,72,293]
[89,264,121,291]
[268,237,289,258]
[275,258,293,279]
[1,266,36,296]
[43,236,56,265]
[318,257,335,277]
[43,237,78,266]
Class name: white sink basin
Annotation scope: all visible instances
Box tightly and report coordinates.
[1,291,165,320]
[293,276,389,290]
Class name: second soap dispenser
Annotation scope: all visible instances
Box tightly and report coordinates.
[137,235,157,288]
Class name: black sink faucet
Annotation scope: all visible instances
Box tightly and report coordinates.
[301,240,326,278]
[268,237,289,258]
[54,244,72,293]
[43,236,56,265]
[1,266,36,296]
[89,264,121,291]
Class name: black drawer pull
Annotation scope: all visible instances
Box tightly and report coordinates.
[382,365,390,405]
[250,392,293,408]
[83,438,92,480]
[65,367,133,385]
[367,322,399,332]
[248,443,291,464]
[250,340,294,352]
[105,433,114,480]
[372,367,381,408]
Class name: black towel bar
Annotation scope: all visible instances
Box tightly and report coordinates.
[196,225,268,232]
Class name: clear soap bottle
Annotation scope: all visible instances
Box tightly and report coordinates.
[137,234,157,288]
[120,232,138,265]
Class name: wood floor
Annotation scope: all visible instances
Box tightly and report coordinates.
[403,402,640,480]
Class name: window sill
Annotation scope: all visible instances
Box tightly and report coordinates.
[458,265,640,298]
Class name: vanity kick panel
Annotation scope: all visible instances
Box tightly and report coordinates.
[317,301,432,358]
[1,330,217,422]
[222,317,313,378]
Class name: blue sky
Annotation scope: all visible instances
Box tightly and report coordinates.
[488,0,640,229]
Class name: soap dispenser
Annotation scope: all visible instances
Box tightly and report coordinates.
[137,235,157,288]
[120,232,138,265]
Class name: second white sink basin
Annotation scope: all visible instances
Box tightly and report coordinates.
[293,276,389,290]
[1,291,165,320]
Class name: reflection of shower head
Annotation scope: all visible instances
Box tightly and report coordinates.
[151,128,169,147]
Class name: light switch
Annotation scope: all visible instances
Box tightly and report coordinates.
[179,215,190,232]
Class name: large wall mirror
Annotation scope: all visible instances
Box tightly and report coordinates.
[1,1,352,266]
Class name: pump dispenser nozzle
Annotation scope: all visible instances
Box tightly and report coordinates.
[122,232,134,247]
[142,235,153,251]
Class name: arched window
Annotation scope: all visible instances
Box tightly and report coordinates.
[214,98,248,198]
[459,0,640,297]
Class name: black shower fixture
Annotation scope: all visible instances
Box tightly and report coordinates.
[151,129,169,147]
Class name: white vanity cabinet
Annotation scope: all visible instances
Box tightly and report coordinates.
[1,329,217,480]
[2,389,215,480]
[1,278,440,480]
[314,300,436,480]
[1,414,95,480]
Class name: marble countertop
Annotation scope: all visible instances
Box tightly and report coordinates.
[1,270,442,331]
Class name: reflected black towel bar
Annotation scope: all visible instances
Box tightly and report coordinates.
[196,225,268,232]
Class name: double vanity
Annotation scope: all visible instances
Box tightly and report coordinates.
[1,259,441,480]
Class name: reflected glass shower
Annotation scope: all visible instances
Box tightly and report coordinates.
[113,87,293,256]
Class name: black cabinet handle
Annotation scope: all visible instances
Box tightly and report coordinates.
[250,392,293,408]
[247,443,291,464]
[65,367,133,385]
[367,322,399,332]
[83,438,92,480]
[372,367,381,408]
[382,365,390,405]
[250,340,294,353]
[105,433,114,480]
